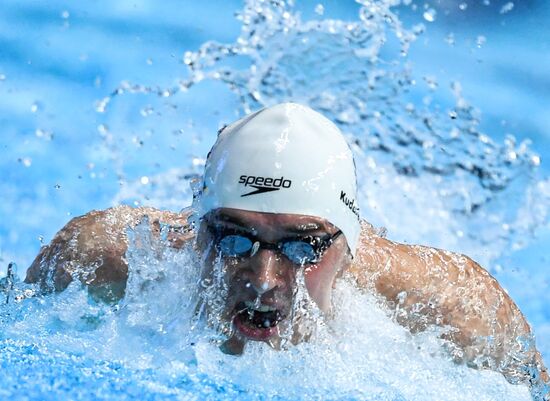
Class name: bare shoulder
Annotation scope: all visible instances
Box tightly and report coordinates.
[350,222,499,300]
[347,220,548,383]
[25,205,194,293]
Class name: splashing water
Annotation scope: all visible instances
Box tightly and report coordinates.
[0,220,534,400]
[104,0,546,266]
[1,0,550,400]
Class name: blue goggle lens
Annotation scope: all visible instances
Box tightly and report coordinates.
[218,234,254,257]
[217,234,319,265]
[281,241,318,265]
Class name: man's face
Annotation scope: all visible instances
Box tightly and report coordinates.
[196,208,350,353]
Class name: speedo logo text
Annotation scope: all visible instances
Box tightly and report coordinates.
[239,175,292,197]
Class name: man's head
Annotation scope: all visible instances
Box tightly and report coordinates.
[194,103,360,351]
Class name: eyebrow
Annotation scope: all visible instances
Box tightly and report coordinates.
[212,214,329,235]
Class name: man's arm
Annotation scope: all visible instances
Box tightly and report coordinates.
[25,205,192,302]
[348,222,548,385]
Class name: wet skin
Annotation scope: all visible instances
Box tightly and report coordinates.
[23,205,548,385]
[196,209,351,353]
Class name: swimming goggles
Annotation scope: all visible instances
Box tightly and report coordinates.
[207,226,343,266]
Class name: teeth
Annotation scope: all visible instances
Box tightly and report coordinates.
[244,301,276,312]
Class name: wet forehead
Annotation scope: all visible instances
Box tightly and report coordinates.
[208,208,335,235]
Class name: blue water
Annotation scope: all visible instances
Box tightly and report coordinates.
[1,0,549,400]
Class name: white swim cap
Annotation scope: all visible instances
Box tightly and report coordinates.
[197,102,361,256]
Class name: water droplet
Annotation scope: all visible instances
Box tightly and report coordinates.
[18,157,32,167]
[531,155,541,166]
[449,110,457,119]
[132,136,144,147]
[35,129,53,141]
[97,124,108,136]
[479,134,490,144]
[423,8,436,22]
[412,24,425,35]
[445,33,455,46]
[140,176,150,185]
[192,157,205,167]
[500,2,514,14]
[183,51,194,65]
[54,184,61,189]
[95,97,110,113]
[30,102,39,113]
[140,106,154,117]
[314,4,324,16]
[423,75,438,90]
[476,35,486,48]
[459,2,468,11]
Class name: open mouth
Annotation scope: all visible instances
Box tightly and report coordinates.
[233,301,285,340]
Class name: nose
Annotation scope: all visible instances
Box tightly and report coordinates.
[246,248,286,295]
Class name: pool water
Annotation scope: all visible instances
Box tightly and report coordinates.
[1,1,549,400]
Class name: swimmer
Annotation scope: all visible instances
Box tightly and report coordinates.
[24,103,548,388]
